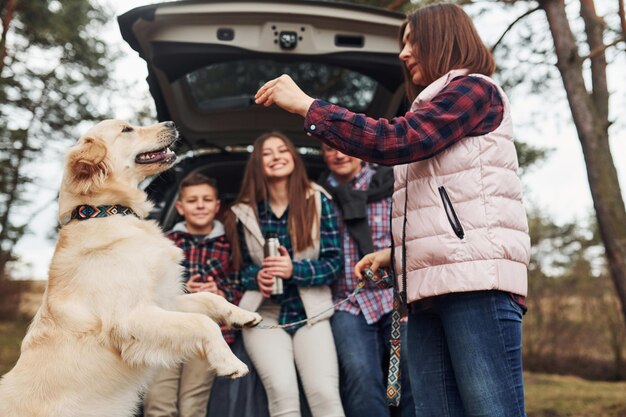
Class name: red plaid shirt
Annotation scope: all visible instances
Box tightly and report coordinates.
[167,221,242,344]
[325,165,394,325]
[304,75,504,165]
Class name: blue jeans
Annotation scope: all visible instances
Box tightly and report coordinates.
[406,290,526,417]
[331,311,415,417]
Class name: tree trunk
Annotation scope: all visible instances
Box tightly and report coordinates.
[541,0,626,326]
[0,137,25,277]
[0,0,17,75]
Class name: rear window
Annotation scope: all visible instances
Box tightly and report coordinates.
[185,60,378,113]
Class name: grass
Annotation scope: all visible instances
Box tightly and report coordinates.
[2,319,626,416]
[525,373,626,417]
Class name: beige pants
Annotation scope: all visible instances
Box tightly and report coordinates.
[144,356,215,417]
[243,301,345,417]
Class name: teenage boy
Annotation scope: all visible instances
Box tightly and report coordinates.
[143,173,242,417]
[318,145,415,417]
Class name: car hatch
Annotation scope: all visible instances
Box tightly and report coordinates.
[118,0,406,152]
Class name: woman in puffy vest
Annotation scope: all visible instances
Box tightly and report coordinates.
[254,3,531,417]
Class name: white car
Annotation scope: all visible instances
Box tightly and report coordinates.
[119,0,405,229]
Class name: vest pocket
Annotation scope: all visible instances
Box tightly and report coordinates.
[438,186,465,239]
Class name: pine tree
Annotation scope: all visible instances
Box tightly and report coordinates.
[0,0,116,278]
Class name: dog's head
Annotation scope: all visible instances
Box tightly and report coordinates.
[59,120,178,220]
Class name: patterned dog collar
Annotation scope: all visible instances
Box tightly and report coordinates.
[66,204,139,223]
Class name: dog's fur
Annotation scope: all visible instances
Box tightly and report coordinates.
[0,120,261,417]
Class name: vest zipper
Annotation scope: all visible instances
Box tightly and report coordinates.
[438,186,465,239]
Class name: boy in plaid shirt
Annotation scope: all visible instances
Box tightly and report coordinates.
[144,173,242,417]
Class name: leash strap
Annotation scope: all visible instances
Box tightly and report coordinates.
[253,268,393,330]
[386,163,411,406]
[386,287,402,406]
[253,280,366,330]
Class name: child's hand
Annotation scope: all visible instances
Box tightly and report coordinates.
[202,277,220,295]
[186,273,205,293]
[262,246,293,280]
[187,275,225,296]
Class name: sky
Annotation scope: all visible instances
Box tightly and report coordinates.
[10,0,626,279]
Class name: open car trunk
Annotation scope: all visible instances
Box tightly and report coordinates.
[118,0,405,228]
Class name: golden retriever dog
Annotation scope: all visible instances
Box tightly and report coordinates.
[0,120,261,417]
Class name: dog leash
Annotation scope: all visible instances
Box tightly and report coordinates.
[251,269,392,330]
[383,165,412,408]
[386,287,403,406]
[252,280,366,329]
[360,269,403,407]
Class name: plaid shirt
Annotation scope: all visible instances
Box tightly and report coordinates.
[239,193,342,333]
[326,165,394,324]
[167,221,242,344]
[304,75,504,165]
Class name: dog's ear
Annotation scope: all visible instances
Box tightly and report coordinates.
[67,136,109,194]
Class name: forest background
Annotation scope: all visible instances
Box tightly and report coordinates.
[0,0,625,416]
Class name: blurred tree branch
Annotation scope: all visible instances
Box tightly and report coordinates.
[492,5,542,52]
[617,0,626,39]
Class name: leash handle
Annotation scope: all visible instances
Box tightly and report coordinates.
[361,268,393,289]
[386,288,403,406]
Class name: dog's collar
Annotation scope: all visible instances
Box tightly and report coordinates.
[62,204,139,225]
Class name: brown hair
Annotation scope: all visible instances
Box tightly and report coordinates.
[399,3,496,101]
[177,172,218,199]
[224,132,315,270]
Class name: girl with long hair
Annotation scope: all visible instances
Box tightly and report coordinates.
[254,4,530,417]
[227,131,344,417]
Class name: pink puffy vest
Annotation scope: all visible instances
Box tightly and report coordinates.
[392,69,530,304]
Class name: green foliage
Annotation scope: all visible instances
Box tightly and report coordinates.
[515,140,551,175]
[527,210,601,274]
[0,0,117,277]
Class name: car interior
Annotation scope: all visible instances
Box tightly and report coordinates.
[146,149,330,232]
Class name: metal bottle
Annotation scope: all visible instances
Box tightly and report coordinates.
[263,232,283,295]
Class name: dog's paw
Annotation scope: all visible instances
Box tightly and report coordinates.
[229,310,263,329]
[244,312,263,328]
[212,356,249,379]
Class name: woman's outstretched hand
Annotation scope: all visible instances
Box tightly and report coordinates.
[354,248,392,280]
[255,74,315,117]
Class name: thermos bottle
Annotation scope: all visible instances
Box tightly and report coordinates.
[263,232,283,295]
